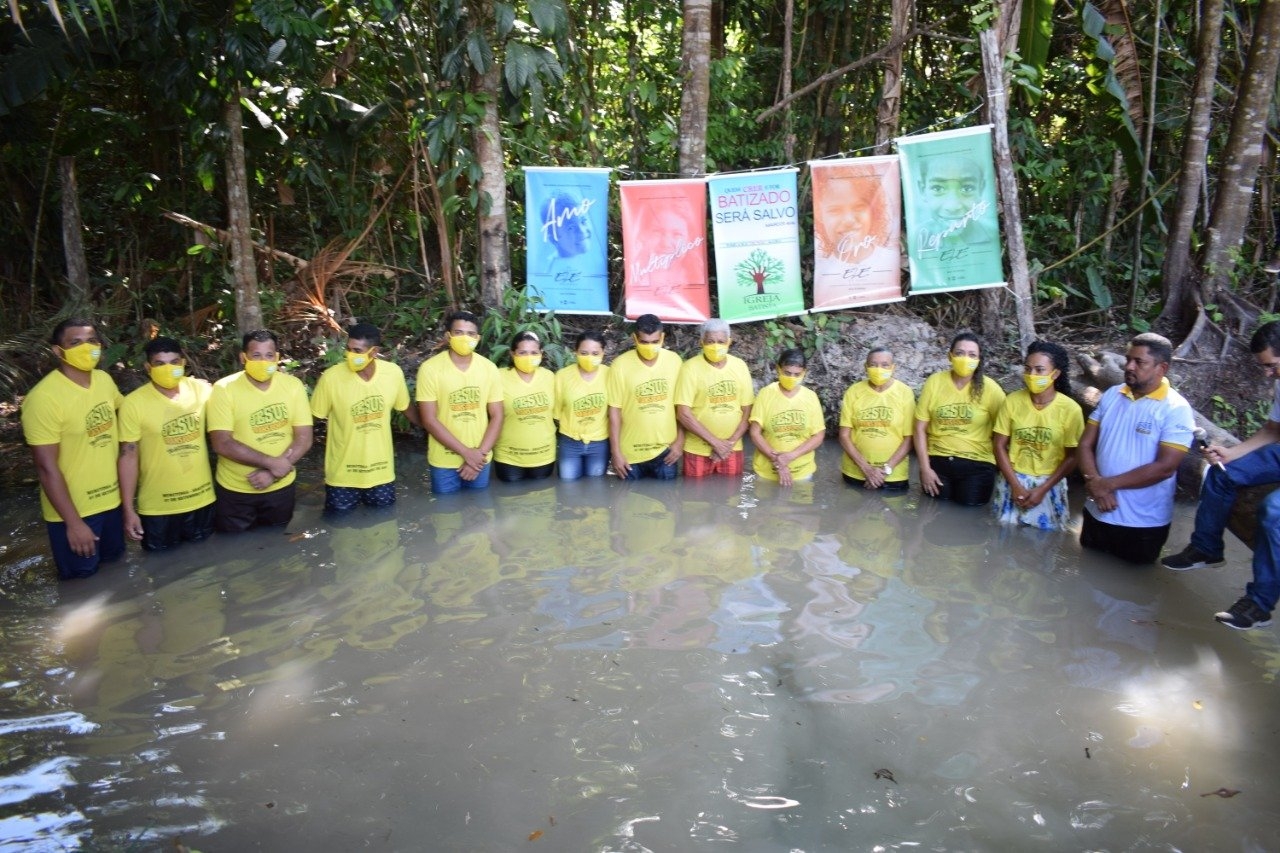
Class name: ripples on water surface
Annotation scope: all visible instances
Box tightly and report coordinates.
[1,447,1278,851]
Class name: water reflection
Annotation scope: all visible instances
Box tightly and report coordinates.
[0,446,1278,850]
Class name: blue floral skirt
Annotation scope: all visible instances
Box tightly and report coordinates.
[993,472,1071,530]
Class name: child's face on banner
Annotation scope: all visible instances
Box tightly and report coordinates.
[646,210,691,257]
[818,177,882,260]
[921,158,983,223]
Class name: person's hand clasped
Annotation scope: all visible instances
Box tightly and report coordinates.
[66,518,99,558]
[247,468,276,491]
[1086,476,1118,512]
[123,508,145,542]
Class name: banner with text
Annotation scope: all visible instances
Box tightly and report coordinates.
[524,167,612,314]
[619,179,711,322]
[809,156,904,311]
[707,169,805,322]
[896,126,1004,294]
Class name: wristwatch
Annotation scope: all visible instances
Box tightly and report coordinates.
[882,463,893,475]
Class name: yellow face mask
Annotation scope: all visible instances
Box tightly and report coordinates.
[576,354,603,373]
[513,354,542,374]
[449,333,479,357]
[346,349,373,372]
[60,342,101,372]
[244,359,278,382]
[949,355,979,378]
[634,335,663,360]
[149,362,184,389]
[777,370,804,391]
[866,366,894,386]
[1024,373,1054,394]
[702,342,730,364]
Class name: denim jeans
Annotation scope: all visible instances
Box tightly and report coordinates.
[622,449,679,481]
[557,436,609,480]
[430,463,492,494]
[1190,442,1280,612]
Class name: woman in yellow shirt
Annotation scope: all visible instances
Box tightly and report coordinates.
[992,340,1084,529]
[838,347,915,492]
[914,331,1006,506]
[494,331,557,481]
[555,331,610,480]
[749,349,826,486]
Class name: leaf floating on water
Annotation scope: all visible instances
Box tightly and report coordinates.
[264,801,275,808]
[1200,788,1241,798]
[874,768,896,784]
[548,816,556,826]
[1193,700,1203,710]
[528,829,543,841]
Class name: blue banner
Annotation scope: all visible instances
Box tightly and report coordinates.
[524,167,612,314]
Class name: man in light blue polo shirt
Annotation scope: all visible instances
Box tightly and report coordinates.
[1162,320,1280,630]
[1077,333,1194,564]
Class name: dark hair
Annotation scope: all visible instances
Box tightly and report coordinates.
[1249,320,1280,355]
[50,317,98,345]
[1129,332,1173,366]
[574,330,604,349]
[633,314,664,335]
[144,336,184,360]
[511,330,542,350]
[865,346,893,363]
[776,348,807,370]
[241,329,278,351]
[1026,340,1072,395]
[347,322,382,346]
[445,310,480,331]
[950,331,986,402]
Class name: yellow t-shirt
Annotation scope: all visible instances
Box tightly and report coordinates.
[119,377,215,514]
[993,389,1084,477]
[311,360,411,488]
[674,353,756,456]
[838,379,916,481]
[21,369,123,522]
[495,367,557,467]
[606,348,683,463]
[749,383,826,482]
[555,364,610,443]
[415,350,503,469]
[914,370,1006,463]
[207,371,312,493]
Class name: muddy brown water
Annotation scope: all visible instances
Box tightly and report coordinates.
[1,444,1278,851]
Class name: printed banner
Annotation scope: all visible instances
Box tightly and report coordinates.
[896,125,1005,294]
[524,167,612,314]
[620,179,711,322]
[809,156,904,311]
[707,169,806,322]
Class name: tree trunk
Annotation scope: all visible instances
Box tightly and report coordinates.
[874,0,912,154]
[1198,0,1280,306]
[980,29,1037,352]
[1157,0,1223,331]
[678,0,712,177]
[224,94,264,335]
[58,156,90,307]
[472,56,509,310]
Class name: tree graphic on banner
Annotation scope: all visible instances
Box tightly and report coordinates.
[735,249,783,295]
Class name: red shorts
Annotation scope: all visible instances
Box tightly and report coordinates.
[683,450,744,478]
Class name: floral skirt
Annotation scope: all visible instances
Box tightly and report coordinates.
[993,472,1071,531]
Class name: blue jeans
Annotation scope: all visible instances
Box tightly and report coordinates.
[622,449,679,481]
[1190,443,1280,612]
[557,436,608,480]
[430,463,492,494]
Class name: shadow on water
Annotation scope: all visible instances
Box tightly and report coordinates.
[1,445,1279,851]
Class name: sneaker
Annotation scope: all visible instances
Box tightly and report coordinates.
[1160,545,1226,571]
[1214,597,1273,630]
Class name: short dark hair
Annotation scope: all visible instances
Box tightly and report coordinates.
[574,330,604,349]
[511,330,542,349]
[633,314,664,335]
[776,348,807,369]
[241,329,279,351]
[347,322,382,346]
[50,317,98,345]
[144,336,184,360]
[1249,320,1280,355]
[1026,340,1072,395]
[445,310,480,332]
[865,346,893,363]
[1129,332,1173,365]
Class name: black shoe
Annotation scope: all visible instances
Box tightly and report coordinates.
[1214,597,1273,630]
[1161,545,1225,571]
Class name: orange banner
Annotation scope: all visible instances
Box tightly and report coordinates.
[809,157,904,311]
[620,180,711,322]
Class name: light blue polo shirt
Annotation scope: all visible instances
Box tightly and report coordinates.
[1086,378,1194,528]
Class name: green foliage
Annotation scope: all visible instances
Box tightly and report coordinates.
[761,313,846,363]
[478,287,570,369]
[1210,394,1271,436]
[735,249,785,294]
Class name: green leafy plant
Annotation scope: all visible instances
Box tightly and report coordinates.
[479,288,571,369]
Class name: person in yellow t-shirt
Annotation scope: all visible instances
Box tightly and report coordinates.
[914,331,1006,506]
[555,330,610,480]
[311,323,419,513]
[495,331,557,481]
[21,318,124,579]
[675,318,755,478]
[749,349,826,486]
[207,329,314,532]
[838,346,915,492]
[607,313,684,480]
[993,341,1084,530]
[416,310,504,494]
[118,337,216,551]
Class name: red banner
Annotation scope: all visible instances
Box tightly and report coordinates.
[620,180,711,322]
[809,157,904,311]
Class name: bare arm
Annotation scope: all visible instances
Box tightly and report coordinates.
[1207,419,1280,464]
[32,444,98,557]
[676,404,728,459]
[608,406,631,479]
[914,419,942,496]
[419,400,489,476]
[838,426,885,487]
[118,442,144,540]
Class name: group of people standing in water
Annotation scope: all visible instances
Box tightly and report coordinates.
[21,311,1280,634]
